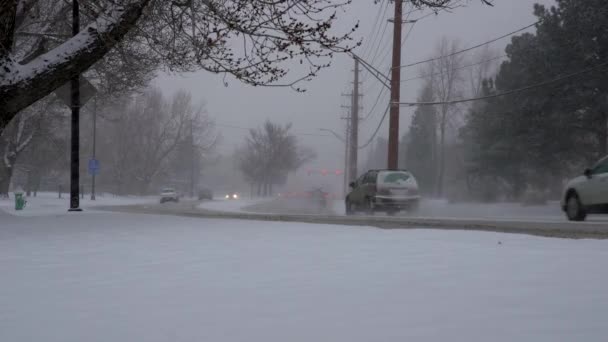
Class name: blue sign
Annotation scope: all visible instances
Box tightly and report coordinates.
[88,159,100,175]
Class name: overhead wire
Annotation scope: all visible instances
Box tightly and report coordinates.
[214,122,333,138]
[358,104,390,149]
[362,2,418,123]
[360,0,389,60]
[356,0,474,148]
[395,60,608,106]
[398,21,540,70]
[361,0,391,82]
[400,54,507,83]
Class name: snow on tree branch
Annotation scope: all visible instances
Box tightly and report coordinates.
[0,0,151,126]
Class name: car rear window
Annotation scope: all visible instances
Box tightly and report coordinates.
[378,171,411,185]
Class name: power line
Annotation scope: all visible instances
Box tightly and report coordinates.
[374,4,415,70]
[401,54,507,83]
[376,2,464,71]
[398,21,540,70]
[358,104,390,149]
[363,86,388,121]
[352,53,391,89]
[358,4,459,88]
[360,0,390,60]
[215,122,332,138]
[367,23,392,68]
[395,60,608,107]
[359,60,608,148]
[360,1,391,83]
[356,0,477,149]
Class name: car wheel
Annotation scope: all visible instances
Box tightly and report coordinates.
[566,193,587,221]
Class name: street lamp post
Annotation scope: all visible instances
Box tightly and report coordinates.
[91,97,97,200]
[68,0,82,212]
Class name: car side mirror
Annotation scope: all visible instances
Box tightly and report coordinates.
[349,182,355,188]
[584,168,592,178]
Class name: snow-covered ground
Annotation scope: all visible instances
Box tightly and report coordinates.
[1,212,607,342]
[0,192,156,217]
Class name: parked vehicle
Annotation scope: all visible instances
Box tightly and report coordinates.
[198,188,213,200]
[345,169,420,216]
[562,156,608,221]
[160,188,179,204]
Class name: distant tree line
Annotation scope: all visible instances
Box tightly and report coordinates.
[460,0,608,200]
[0,87,218,197]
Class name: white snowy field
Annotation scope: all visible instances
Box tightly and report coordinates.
[0,192,156,216]
[1,212,608,342]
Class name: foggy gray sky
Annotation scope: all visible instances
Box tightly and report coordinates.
[154,0,555,173]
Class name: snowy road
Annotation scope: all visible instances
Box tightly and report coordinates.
[2,211,608,342]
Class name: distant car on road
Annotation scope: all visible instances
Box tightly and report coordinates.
[345,169,420,216]
[224,192,240,200]
[160,188,179,204]
[562,156,608,221]
[198,188,213,200]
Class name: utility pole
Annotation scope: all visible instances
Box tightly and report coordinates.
[344,119,350,195]
[68,0,82,212]
[341,59,362,183]
[350,58,360,183]
[387,0,403,170]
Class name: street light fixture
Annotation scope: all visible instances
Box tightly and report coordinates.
[68,0,82,212]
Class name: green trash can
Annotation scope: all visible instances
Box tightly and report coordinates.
[14,191,26,211]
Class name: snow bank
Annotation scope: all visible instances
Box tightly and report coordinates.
[1,212,607,341]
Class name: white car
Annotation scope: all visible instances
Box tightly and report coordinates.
[562,156,608,221]
[160,188,179,204]
[345,169,421,215]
